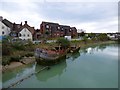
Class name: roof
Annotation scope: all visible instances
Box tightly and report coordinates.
[12,23,22,32]
[60,25,70,29]
[42,21,59,25]
[2,19,13,29]
[19,23,35,35]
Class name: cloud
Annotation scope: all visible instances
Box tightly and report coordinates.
[0,0,118,32]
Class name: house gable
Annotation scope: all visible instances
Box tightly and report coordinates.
[19,28,33,40]
[0,21,11,36]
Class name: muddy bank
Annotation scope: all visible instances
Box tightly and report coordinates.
[2,57,35,73]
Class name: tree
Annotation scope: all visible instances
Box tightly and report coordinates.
[82,36,88,44]
[88,33,96,39]
[97,33,109,41]
[56,38,70,49]
[80,31,85,37]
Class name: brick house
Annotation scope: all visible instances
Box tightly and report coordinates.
[11,22,22,37]
[71,27,78,38]
[40,21,77,38]
[34,29,41,40]
[60,25,71,36]
[40,21,59,38]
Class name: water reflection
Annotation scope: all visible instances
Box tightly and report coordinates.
[80,44,116,55]
[71,51,80,60]
[3,63,36,82]
[35,61,67,82]
[3,63,36,88]
[97,44,107,51]
[2,43,119,88]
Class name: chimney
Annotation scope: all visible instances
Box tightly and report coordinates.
[20,22,22,26]
[0,16,3,21]
[25,21,27,24]
[32,27,35,29]
[13,22,16,26]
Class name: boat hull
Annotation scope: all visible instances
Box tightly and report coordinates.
[36,54,66,66]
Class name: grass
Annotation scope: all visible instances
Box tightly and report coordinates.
[2,38,116,66]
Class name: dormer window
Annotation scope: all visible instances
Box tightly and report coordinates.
[46,25,49,28]
[61,28,64,31]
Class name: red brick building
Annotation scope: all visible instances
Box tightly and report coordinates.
[40,21,77,38]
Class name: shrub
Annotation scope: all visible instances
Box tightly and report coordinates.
[2,38,13,56]
[10,56,22,62]
[2,57,10,66]
[56,38,70,49]
[12,42,25,50]
[25,52,34,57]
[82,36,88,44]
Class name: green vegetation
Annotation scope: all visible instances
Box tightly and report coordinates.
[97,33,109,41]
[82,36,88,44]
[24,52,34,57]
[2,38,36,65]
[2,33,115,66]
[56,38,70,49]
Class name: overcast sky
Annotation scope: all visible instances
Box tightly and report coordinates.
[0,0,119,33]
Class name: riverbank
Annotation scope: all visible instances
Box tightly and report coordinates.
[3,43,118,88]
[2,40,116,73]
[2,57,35,73]
[79,40,116,48]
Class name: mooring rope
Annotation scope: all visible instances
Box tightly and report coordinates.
[2,66,49,90]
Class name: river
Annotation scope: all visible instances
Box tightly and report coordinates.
[2,43,119,88]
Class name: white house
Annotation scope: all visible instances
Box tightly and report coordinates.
[19,28,33,40]
[107,33,116,40]
[0,21,11,36]
[64,36,71,41]
[18,21,35,41]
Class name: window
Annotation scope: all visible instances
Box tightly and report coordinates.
[19,33,21,37]
[2,26,4,29]
[28,34,29,37]
[2,31,4,35]
[46,25,49,28]
[23,34,25,37]
[70,29,71,32]
[58,27,60,29]
[61,28,64,31]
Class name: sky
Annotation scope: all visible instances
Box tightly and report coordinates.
[0,0,119,33]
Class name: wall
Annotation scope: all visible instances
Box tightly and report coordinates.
[19,28,33,41]
[0,21,11,36]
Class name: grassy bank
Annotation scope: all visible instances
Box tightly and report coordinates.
[78,40,116,48]
[2,38,117,72]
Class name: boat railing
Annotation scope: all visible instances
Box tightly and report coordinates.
[35,48,59,59]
